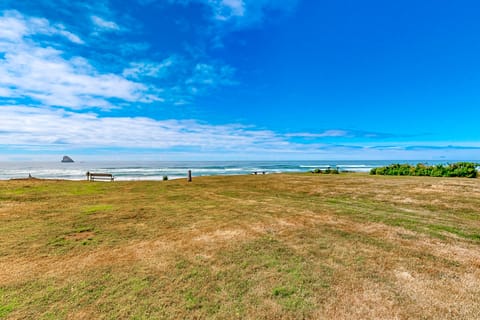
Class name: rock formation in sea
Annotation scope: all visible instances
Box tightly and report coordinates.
[61,156,74,163]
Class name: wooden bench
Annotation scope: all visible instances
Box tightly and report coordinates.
[86,172,114,181]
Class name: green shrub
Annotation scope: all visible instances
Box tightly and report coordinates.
[310,168,340,174]
[370,162,478,178]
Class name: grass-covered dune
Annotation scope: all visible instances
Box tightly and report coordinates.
[1,173,479,319]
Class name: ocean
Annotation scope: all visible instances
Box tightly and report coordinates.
[0,160,463,181]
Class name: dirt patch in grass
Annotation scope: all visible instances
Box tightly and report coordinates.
[65,231,96,241]
[193,229,247,243]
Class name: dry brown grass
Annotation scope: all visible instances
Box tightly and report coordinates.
[0,173,479,319]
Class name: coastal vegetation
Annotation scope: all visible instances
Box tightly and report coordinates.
[310,168,339,174]
[0,174,479,319]
[370,162,479,178]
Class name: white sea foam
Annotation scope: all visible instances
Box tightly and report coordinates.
[299,165,334,168]
[336,165,368,168]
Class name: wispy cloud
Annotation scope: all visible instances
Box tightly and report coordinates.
[186,63,236,91]
[0,10,159,109]
[208,0,246,21]
[286,130,350,138]
[122,56,178,80]
[173,0,298,26]
[404,145,480,151]
[0,10,84,44]
[91,15,120,31]
[122,55,236,104]
[0,105,287,150]
[285,129,400,139]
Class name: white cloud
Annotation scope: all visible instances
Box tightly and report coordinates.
[0,10,84,44]
[91,15,120,31]
[285,130,401,139]
[186,63,235,89]
[0,87,12,96]
[286,130,350,138]
[0,12,28,41]
[121,56,235,104]
[0,105,289,151]
[123,56,177,79]
[54,25,84,44]
[177,0,298,26]
[0,10,156,109]
[209,0,246,21]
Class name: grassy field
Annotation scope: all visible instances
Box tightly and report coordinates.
[1,173,479,319]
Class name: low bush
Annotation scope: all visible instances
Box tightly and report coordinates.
[311,168,339,174]
[370,162,478,178]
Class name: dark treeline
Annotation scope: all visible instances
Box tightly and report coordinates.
[370,162,479,178]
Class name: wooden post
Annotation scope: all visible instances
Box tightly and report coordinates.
[188,170,192,182]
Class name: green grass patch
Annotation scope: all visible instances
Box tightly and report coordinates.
[428,224,480,241]
[0,303,15,318]
[81,204,114,215]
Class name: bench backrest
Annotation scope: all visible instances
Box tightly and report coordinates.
[89,173,112,177]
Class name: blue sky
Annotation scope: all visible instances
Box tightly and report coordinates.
[1,0,480,161]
